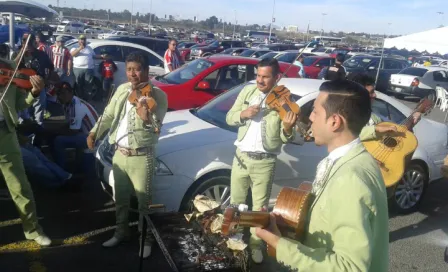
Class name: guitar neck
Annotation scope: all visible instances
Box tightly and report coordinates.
[403,110,418,131]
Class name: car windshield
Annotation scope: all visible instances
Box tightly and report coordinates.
[239,49,255,57]
[157,58,214,84]
[303,57,317,66]
[399,67,428,77]
[343,57,375,68]
[221,48,235,54]
[194,82,302,133]
[253,51,270,57]
[277,53,298,63]
[259,52,277,59]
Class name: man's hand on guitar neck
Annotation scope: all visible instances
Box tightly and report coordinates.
[375,124,406,137]
[412,112,422,125]
[255,213,282,250]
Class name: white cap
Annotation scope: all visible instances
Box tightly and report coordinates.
[238,204,249,212]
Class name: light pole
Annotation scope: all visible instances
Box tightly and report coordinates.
[320,13,327,40]
[148,0,153,35]
[131,0,134,26]
[437,11,444,27]
[268,0,276,44]
[232,10,236,39]
[375,22,392,86]
[222,17,225,36]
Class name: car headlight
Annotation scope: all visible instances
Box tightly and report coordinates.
[155,159,173,176]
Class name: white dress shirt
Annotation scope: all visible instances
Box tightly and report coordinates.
[115,100,133,148]
[234,92,275,154]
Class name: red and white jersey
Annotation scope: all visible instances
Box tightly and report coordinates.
[64,96,98,134]
[50,45,71,70]
[164,49,181,73]
[37,42,52,59]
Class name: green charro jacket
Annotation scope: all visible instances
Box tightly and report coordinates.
[90,82,168,149]
[0,60,37,133]
[276,143,389,272]
[225,84,296,153]
[359,113,382,141]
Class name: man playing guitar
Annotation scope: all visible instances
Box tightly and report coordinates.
[255,80,389,271]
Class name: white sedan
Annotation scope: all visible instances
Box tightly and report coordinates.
[95,78,448,214]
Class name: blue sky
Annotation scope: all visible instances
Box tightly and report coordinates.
[42,0,446,35]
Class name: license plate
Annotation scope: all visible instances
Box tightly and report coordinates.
[395,87,402,92]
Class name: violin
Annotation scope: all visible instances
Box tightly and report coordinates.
[128,83,160,133]
[265,85,314,142]
[0,59,37,90]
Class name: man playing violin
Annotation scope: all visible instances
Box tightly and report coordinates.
[87,52,168,259]
[255,80,389,272]
[226,57,297,264]
[0,57,53,246]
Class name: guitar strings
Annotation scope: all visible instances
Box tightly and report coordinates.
[371,108,418,163]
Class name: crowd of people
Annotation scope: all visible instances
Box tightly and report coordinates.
[0,29,439,271]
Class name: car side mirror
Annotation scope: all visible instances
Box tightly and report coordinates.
[196,81,210,90]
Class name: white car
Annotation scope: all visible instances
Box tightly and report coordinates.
[95,78,448,214]
[389,66,448,99]
[98,31,129,39]
[84,28,104,34]
[66,39,165,88]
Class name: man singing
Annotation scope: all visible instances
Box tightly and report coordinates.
[226,57,297,264]
[87,52,168,258]
[256,80,389,271]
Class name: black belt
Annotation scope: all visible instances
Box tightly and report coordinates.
[242,152,277,160]
[115,145,152,157]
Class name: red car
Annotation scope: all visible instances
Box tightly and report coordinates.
[151,55,300,111]
[178,41,211,61]
[303,56,335,79]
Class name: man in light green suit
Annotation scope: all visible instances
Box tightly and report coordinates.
[87,52,168,259]
[256,80,389,271]
[226,58,298,264]
[0,58,52,246]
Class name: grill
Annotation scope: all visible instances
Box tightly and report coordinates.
[151,212,250,272]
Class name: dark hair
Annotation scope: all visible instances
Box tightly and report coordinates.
[257,57,280,76]
[125,51,149,70]
[319,79,371,135]
[56,81,73,94]
[336,53,345,62]
[347,73,375,87]
[169,38,177,44]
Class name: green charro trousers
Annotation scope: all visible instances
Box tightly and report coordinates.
[112,149,155,244]
[230,148,276,249]
[0,125,42,239]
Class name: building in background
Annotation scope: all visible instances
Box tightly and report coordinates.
[287,25,299,33]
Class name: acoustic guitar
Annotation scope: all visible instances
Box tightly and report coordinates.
[362,98,433,188]
[221,182,314,257]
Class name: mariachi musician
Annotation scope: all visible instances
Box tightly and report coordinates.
[225,57,297,264]
[0,56,52,245]
[87,51,168,259]
[255,80,389,272]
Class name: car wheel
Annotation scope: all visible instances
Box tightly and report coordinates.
[179,174,231,212]
[389,163,428,214]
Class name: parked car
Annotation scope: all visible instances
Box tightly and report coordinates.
[149,55,300,110]
[237,49,272,58]
[66,39,165,96]
[190,40,246,60]
[217,47,248,56]
[344,56,410,92]
[95,78,448,214]
[389,67,448,99]
[302,56,335,79]
[104,36,168,56]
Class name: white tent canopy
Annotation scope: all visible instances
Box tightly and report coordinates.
[384,26,448,55]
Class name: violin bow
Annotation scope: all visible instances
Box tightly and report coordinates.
[257,41,314,108]
[0,34,32,105]
[92,83,116,146]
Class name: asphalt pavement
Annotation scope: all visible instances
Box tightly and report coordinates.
[1,95,448,272]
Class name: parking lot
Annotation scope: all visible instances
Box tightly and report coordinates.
[1,96,448,272]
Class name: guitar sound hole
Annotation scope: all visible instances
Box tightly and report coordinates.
[383,137,398,148]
